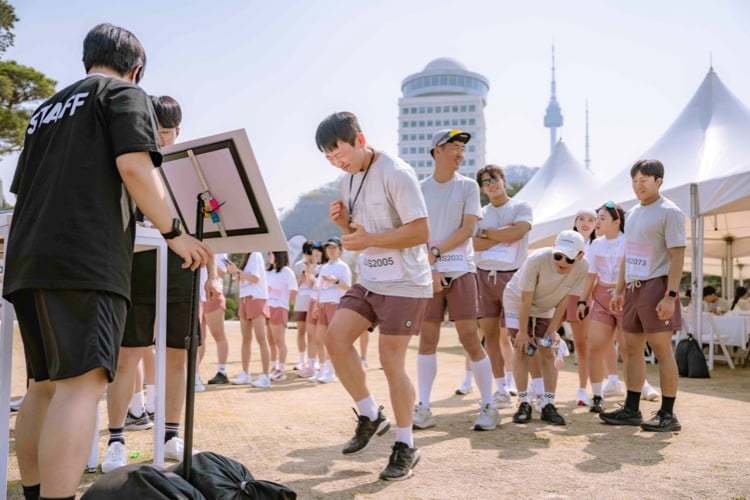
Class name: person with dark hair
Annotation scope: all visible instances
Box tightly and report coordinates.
[601,159,686,432]
[299,243,325,378]
[312,238,353,384]
[198,252,230,386]
[320,111,431,481]
[414,130,498,433]
[103,95,220,473]
[472,164,533,408]
[702,285,720,313]
[585,201,657,414]
[732,286,749,311]
[265,251,298,381]
[226,252,271,388]
[292,241,317,371]
[4,23,211,498]
[568,208,597,407]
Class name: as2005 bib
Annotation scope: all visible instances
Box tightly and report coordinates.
[625,241,652,279]
[359,248,405,282]
[435,242,471,273]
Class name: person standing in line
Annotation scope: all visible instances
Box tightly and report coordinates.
[196,252,229,389]
[266,251,298,381]
[292,241,316,371]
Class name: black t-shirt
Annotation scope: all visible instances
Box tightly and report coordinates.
[131,248,194,304]
[3,74,161,301]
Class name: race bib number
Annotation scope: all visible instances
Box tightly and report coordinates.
[435,243,470,273]
[625,241,652,279]
[481,242,519,264]
[359,248,405,282]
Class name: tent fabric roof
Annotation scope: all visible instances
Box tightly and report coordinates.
[512,140,596,222]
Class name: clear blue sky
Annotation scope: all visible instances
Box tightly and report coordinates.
[2,0,749,210]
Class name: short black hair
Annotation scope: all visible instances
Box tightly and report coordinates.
[315,112,361,152]
[476,164,507,186]
[630,159,665,180]
[703,286,717,298]
[150,95,182,128]
[82,23,147,82]
[302,240,316,255]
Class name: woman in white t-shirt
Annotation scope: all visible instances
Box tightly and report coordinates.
[311,238,352,384]
[586,202,658,413]
[265,251,298,382]
[291,241,316,371]
[568,208,597,406]
[226,252,272,388]
[196,253,229,388]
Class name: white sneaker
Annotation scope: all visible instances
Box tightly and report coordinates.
[507,379,518,396]
[232,372,252,385]
[317,370,337,384]
[492,390,513,409]
[473,403,500,431]
[164,436,198,461]
[10,396,24,412]
[308,370,321,382]
[603,379,625,397]
[455,379,473,396]
[251,374,271,389]
[361,358,368,369]
[195,376,206,393]
[101,442,128,473]
[270,370,287,381]
[642,381,660,401]
[293,361,305,371]
[576,388,590,407]
[412,403,435,429]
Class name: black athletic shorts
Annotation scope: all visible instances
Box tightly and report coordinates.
[122,301,196,350]
[10,288,127,382]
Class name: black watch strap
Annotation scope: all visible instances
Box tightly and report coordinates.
[667,290,678,298]
[161,218,182,240]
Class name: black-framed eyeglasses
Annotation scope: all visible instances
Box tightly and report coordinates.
[479,177,499,187]
[553,253,576,264]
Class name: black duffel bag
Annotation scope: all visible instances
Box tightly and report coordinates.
[171,452,296,500]
[675,334,710,378]
[82,464,206,500]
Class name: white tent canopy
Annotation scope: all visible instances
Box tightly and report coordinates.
[512,140,596,222]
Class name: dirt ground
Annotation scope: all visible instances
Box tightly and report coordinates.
[5,321,750,499]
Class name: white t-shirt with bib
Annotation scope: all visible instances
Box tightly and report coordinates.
[317,259,352,304]
[476,198,533,272]
[587,234,625,286]
[239,252,268,299]
[267,266,298,309]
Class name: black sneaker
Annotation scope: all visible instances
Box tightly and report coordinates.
[379,442,420,481]
[599,405,643,426]
[512,402,532,424]
[147,411,154,421]
[342,406,391,455]
[540,403,566,425]
[124,411,153,431]
[590,396,604,414]
[641,410,681,432]
[207,372,229,385]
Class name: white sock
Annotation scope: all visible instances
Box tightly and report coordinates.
[417,354,437,406]
[544,392,555,408]
[495,377,507,394]
[463,369,473,386]
[144,384,156,414]
[195,374,202,384]
[298,353,305,364]
[217,364,227,374]
[505,370,515,385]
[470,357,494,406]
[312,357,319,369]
[607,373,620,384]
[531,378,544,397]
[129,391,145,416]
[395,426,414,448]
[355,396,379,421]
[518,390,530,403]
[592,382,603,397]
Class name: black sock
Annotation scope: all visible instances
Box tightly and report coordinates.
[108,427,124,446]
[660,396,676,415]
[165,422,180,442]
[625,390,641,412]
[22,484,40,500]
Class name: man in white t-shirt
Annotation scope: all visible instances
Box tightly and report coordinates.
[504,231,589,426]
[473,164,533,408]
[415,129,499,432]
[318,112,431,481]
[601,160,685,432]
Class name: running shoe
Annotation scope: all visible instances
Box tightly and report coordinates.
[512,402,532,424]
[590,395,604,414]
[540,403,566,425]
[603,379,625,397]
[232,372,252,385]
[298,366,316,378]
[251,374,271,389]
[207,372,229,385]
[269,369,286,381]
[101,442,128,473]
[361,358,369,369]
[342,406,391,455]
[412,403,435,430]
[379,442,420,481]
[599,405,643,426]
[576,388,590,407]
[9,396,23,412]
[194,377,206,393]
[492,390,513,409]
[641,382,660,401]
[164,437,199,461]
[473,403,500,431]
[640,410,681,432]
[455,379,473,396]
[124,411,153,431]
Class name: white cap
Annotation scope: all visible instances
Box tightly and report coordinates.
[553,230,586,260]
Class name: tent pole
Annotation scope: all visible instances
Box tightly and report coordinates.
[689,184,703,346]
[725,237,734,303]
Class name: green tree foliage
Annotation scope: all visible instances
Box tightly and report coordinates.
[0,0,18,54]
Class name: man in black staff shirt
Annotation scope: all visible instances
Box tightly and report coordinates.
[102,95,220,473]
[2,24,211,500]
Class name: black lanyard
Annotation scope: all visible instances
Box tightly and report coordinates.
[347,149,376,223]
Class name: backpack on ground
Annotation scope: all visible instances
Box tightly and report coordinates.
[675,334,710,378]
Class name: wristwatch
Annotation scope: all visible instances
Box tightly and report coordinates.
[666,290,678,298]
[430,246,441,258]
[161,218,182,240]
[479,229,488,239]
[335,278,340,285]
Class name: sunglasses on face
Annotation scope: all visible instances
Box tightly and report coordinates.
[479,177,499,187]
[553,253,576,264]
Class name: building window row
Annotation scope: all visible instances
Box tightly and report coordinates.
[402,104,477,115]
[403,75,488,94]
[406,159,474,168]
[402,118,477,128]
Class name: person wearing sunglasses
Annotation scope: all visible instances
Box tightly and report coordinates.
[600,159,685,432]
[472,164,533,410]
[503,230,589,426]
[414,129,499,432]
